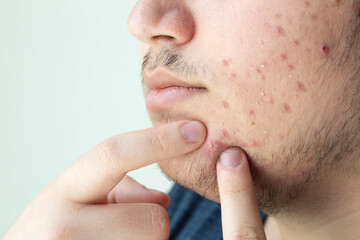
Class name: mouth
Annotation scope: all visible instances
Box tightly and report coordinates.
[146,86,206,110]
[143,67,207,110]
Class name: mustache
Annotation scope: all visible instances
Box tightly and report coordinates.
[141,47,215,82]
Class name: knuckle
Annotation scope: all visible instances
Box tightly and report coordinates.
[227,226,265,240]
[152,128,170,154]
[97,137,121,169]
[149,205,170,239]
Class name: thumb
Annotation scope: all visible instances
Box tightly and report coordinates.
[217,148,266,240]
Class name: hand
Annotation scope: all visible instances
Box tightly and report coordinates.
[3,120,206,240]
[217,148,267,240]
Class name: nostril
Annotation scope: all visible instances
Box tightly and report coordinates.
[152,35,176,42]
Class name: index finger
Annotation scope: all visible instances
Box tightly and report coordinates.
[56,120,206,204]
[217,148,266,240]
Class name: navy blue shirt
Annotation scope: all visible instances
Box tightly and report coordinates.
[167,184,266,240]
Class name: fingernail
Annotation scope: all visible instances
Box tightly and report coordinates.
[220,149,243,168]
[181,121,205,143]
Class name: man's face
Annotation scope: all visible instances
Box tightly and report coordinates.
[128,0,360,214]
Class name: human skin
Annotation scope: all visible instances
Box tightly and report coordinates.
[2,121,207,239]
[128,0,360,239]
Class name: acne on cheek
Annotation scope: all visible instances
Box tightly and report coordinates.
[222,101,230,109]
[319,43,330,58]
[203,140,224,158]
[281,103,291,113]
[221,57,233,67]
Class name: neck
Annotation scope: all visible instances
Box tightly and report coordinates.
[265,173,360,240]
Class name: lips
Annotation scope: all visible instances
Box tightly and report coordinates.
[143,67,207,110]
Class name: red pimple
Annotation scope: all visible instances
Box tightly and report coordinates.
[222,101,229,109]
[297,170,306,178]
[264,96,274,104]
[280,53,288,61]
[205,140,222,154]
[250,139,259,147]
[249,109,255,116]
[293,39,300,46]
[345,149,354,158]
[304,1,311,7]
[222,59,229,66]
[288,64,295,71]
[320,44,330,57]
[295,81,306,91]
[330,0,341,6]
[231,72,237,78]
[311,14,318,20]
[275,26,286,36]
[281,103,291,113]
[221,130,230,139]
[279,134,286,140]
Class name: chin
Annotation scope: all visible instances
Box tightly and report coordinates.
[158,140,223,203]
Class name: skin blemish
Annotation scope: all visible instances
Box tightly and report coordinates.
[222,57,233,66]
[289,74,293,79]
[249,109,255,116]
[205,140,223,154]
[249,139,259,147]
[275,26,286,36]
[293,39,300,46]
[279,134,286,140]
[304,1,311,7]
[255,68,266,80]
[296,170,306,178]
[345,149,354,158]
[222,59,230,66]
[280,53,288,61]
[295,81,306,91]
[222,101,229,109]
[319,43,330,58]
[281,103,291,113]
[288,64,295,71]
[251,121,256,126]
[264,96,274,104]
[330,0,341,7]
[311,14,318,21]
[221,130,230,139]
[231,72,237,78]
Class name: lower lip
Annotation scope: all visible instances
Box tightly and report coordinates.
[146,86,206,110]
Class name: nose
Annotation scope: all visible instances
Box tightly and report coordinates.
[127,0,195,49]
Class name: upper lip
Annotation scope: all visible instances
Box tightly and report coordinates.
[143,67,206,93]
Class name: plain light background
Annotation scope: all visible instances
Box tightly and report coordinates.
[0,0,174,235]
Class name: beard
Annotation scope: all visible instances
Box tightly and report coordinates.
[143,47,360,217]
[153,98,359,216]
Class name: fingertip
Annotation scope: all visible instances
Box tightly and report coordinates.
[148,189,171,208]
[218,147,247,169]
[180,121,207,143]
